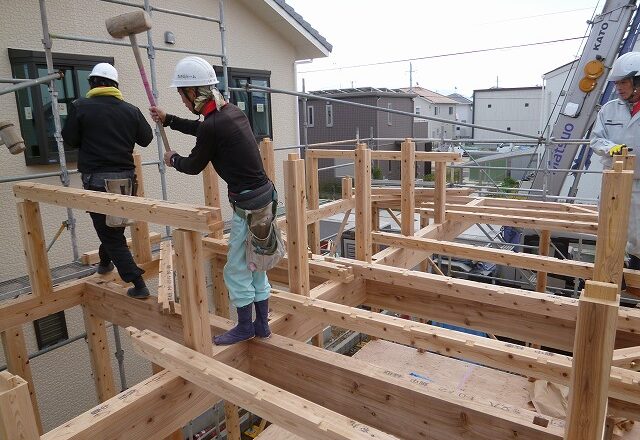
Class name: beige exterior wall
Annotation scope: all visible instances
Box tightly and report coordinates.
[0,0,317,432]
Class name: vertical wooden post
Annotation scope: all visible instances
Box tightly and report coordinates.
[202,164,223,239]
[593,162,633,286]
[341,176,352,200]
[284,153,310,296]
[355,143,372,263]
[17,200,52,297]
[306,153,320,254]
[131,152,152,263]
[536,230,551,292]
[259,138,276,182]
[82,306,116,402]
[434,161,447,224]
[565,280,619,440]
[419,214,430,272]
[401,138,416,236]
[173,229,213,355]
[0,327,42,434]
[0,371,40,440]
[371,205,380,255]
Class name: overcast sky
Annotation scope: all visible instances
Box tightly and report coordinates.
[286,0,601,97]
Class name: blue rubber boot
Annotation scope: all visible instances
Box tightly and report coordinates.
[213,304,255,345]
[253,299,271,339]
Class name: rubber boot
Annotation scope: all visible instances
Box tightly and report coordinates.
[253,299,271,339]
[213,304,255,345]
[127,277,150,299]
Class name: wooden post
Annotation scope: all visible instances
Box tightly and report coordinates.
[202,163,223,239]
[536,230,551,292]
[82,305,117,402]
[593,162,633,286]
[434,161,446,224]
[259,137,276,182]
[306,154,320,254]
[0,371,40,440]
[564,281,619,440]
[131,152,152,264]
[355,143,372,263]
[401,138,416,236]
[419,213,429,272]
[371,206,380,255]
[173,229,213,355]
[0,326,42,434]
[16,200,52,297]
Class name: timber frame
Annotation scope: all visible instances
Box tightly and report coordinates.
[1,140,640,440]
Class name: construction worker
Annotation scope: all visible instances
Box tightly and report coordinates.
[62,62,153,298]
[591,51,640,272]
[149,56,274,345]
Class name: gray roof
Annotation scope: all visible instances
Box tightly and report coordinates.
[273,0,333,53]
[447,93,473,105]
[309,87,416,99]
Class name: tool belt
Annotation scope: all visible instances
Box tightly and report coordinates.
[82,171,137,228]
[229,181,285,272]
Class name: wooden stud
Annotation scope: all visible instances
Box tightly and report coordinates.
[130,152,152,264]
[16,200,52,297]
[173,229,213,355]
[202,163,223,239]
[306,155,320,254]
[401,138,415,235]
[0,371,40,440]
[536,230,551,293]
[158,240,175,314]
[259,138,276,182]
[354,143,372,262]
[593,167,634,286]
[0,326,42,434]
[434,161,446,223]
[284,153,310,296]
[82,305,117,402]
[565,281,620,440]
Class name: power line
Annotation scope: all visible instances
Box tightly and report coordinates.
[299,36,587,74]
[477,7,593,25]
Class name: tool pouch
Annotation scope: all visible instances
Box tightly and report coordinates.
[104,178,134,227]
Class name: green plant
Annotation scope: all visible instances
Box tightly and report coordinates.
[423,173,435,182]
[371,166,383,180]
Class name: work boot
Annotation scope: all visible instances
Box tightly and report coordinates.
[213,304,255,345]
[96,261,114,275]
[127,277,150,299]
[253,299,271,339]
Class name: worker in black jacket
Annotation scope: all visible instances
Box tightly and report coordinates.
[62,62,153,298]
[150,56,274,345]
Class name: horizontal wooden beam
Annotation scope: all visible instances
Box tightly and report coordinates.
[420,202,599,223]
[371,187,474,198]
[305,198,355,224]
[612,346,640,371]
[249,335,563,440]
[480,197,598,213]
[418,208,597,235]
[13,182,222,233]
[128,328,397,440]
[371,231,593,279]
[306,149,461,162]
[81,232,161,265]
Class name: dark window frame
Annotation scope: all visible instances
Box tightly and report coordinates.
[8,49,114,166]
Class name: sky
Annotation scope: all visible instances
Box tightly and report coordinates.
[286,0,602,97]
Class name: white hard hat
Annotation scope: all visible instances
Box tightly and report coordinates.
[89,63,118,85]
[608,51,640,82]
[170,56,218,88]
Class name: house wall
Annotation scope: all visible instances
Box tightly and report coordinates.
[472,88,542,141]
[0,0,304,431]
[454,103,473,138]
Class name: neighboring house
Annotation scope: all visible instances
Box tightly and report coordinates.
[472,86,542,141]
[298,87,432,182]
[400,87,458,140]
[0,0,329,432]
[447,92,473,138]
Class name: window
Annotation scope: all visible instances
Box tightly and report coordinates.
[387,103,392,125]
[325,104,333,127]
[524,103,529,107]
[34,311,68,350]
[215,67,272,140]
[307,105,315,127]
[9,49,114,165]
[507,127,511,131]
[448,106,453,115]
[456,127,460,131]
[415,106,421,115]
[434,107,439,116]
[487,104,492,108]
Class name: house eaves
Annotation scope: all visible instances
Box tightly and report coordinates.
[238,0,332,60]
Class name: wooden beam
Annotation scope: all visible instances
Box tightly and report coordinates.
[371,231,593,279]
[82,305,116,402]
[536,230,551,292]
[565,281,620,440]
[157,240,175,314]
[128,328,397,440]
[17,200,52,297]
[370,150,462,162]
[420,202,599,223]
[249,335,563,440]
[401,138,415,235]
[305,198,355,224]
[14,182,222,233]
[173,229,213,355]
[480,197,598,213]
[202,163,223,239]
[305,154,320,253]
[612,346,640,371]
[81,232,161,265]
[355,143,372,262]
[0,326,43,434]
[130,152,152,263]
[0,371,40,440]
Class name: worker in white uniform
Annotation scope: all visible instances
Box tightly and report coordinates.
[591,51,640,274]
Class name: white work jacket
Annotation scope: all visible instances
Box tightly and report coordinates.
[591,98,640,179]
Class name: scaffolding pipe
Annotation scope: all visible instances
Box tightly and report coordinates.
[450,164,604,174]
[0,72,62,96]
[112,325,128,391]
[99,0,219,22]
[219,0,230,100]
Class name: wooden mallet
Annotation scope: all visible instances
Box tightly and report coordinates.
[106,10,171,152]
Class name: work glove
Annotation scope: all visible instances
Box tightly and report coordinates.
[608,144,626,156]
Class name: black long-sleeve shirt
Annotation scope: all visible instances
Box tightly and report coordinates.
[165,103,269,194]
[62,96,152,173]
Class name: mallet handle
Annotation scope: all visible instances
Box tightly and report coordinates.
[129,33,171,153]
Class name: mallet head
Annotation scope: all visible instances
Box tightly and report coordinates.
[0,121,25,155]
[106,10,152,39]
